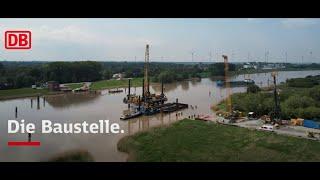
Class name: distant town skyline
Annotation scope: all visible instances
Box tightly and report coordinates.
[0,18,319,63]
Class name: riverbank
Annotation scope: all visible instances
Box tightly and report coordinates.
[64,83,84,90]
[117,119,320,162]
[0,78,142,100]
[214,75,320,121]
[0,88,63,101]
[91,77,143,90]
[230,68,320,77]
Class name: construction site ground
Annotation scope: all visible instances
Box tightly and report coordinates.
[214,116,320,141]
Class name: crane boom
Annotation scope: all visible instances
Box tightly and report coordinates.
[222,55,232,113]
[144,44,150,97]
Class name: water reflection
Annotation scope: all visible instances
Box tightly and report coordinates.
[180,81,190,91]
[151,79,200,93]
[45,92,100,109]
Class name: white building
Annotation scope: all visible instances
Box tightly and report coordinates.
[243,63,257,69]
[112,73,124,80]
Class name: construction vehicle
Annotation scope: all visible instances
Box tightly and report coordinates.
[269,71,282,124]
[221,55,243,122]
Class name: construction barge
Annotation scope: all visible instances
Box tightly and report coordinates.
[120,102,189,120]
[108,89,123,93]
[216,79,255,87]
[120,44,189,120]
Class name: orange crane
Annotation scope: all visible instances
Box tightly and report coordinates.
[222,55,232,113]
[144,44,150,98]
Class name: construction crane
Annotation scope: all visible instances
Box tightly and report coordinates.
[271,71,281,123]
[144,44,150,98]
[222,55,232,113]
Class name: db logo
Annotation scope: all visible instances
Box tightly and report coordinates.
[4,31,31,49]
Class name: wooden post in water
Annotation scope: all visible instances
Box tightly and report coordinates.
[15,106,18,118]
[161,80,165,105]
[138,96,141,111]
[28,133,31,142]
[31,99,33,109]
[128,78,131,109]
[37,95,40,110]
[128,79,131,98]
[176,98,178,111]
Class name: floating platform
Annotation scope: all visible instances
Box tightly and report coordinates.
[109,89,124,93]
[161,103,189,113]
[216,79,255,87]
[120,102,189,120]
[120,111,143,120]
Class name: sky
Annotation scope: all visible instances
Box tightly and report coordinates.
[0,18,319,63]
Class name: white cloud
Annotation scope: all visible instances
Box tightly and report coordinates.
[32,24,162,48]
[33,25,99,44]
[281,18,318,29]
[247,18,258,22]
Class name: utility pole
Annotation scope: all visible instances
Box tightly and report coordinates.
[191,52,195,62]
[285,52,287,64]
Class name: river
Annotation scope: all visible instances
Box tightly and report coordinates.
[0,70,319,161]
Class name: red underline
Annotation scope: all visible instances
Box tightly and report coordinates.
[8,141,41,146]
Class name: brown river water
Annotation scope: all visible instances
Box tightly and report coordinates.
[1,70,319,162]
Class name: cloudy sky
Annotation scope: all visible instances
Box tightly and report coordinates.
[0,18,319,63]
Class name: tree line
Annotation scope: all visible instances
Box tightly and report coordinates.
[231,75,320,121]
[0,61,240,89]
[0,61,103,89]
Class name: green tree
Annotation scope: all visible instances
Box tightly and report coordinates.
[247,84,261,93]
[284,95,315,109]
[0,62,4,76]
[102,69,112,80]
[208,63,236,77]
[299,106,320,120]
[309,86,320,102]
[158,71,176,83]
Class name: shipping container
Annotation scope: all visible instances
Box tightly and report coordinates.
[303,120,320,129]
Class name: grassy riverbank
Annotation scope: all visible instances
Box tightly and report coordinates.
[230,68,320,77]
[64,83,84,90]
[0,78,142,100]
[0,88,61,100]
[118,119,320,162]
[91,78,143,90]
[215,75,320,120]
